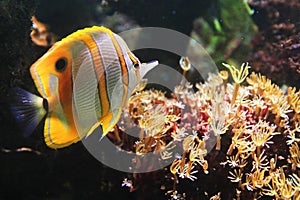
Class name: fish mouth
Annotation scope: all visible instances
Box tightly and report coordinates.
[140,60,159,78]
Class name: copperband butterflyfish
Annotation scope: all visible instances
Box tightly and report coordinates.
[11,26,158,149]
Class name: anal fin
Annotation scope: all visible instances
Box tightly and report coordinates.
[44,112,80,149]
[85,112,119,141]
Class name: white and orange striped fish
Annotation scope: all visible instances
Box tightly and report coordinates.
[11,26,158,149]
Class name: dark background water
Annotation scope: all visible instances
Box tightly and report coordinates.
[0,0,299,199]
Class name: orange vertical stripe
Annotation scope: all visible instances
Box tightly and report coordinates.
[127,47,139,66]
[80,34,110,117]
[106,32,129,85]
[104,30,129,107]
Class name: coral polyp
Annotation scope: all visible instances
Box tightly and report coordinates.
[116,62,300,199]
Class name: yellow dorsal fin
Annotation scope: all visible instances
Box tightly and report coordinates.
[57,26,112,45]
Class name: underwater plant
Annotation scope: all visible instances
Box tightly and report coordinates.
[190,0,257,68]
[115,62,300,199]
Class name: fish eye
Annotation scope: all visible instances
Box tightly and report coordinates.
[55,57,67,72]
[133,63,140,69]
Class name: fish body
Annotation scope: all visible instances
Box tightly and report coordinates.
[12,26,158,149]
